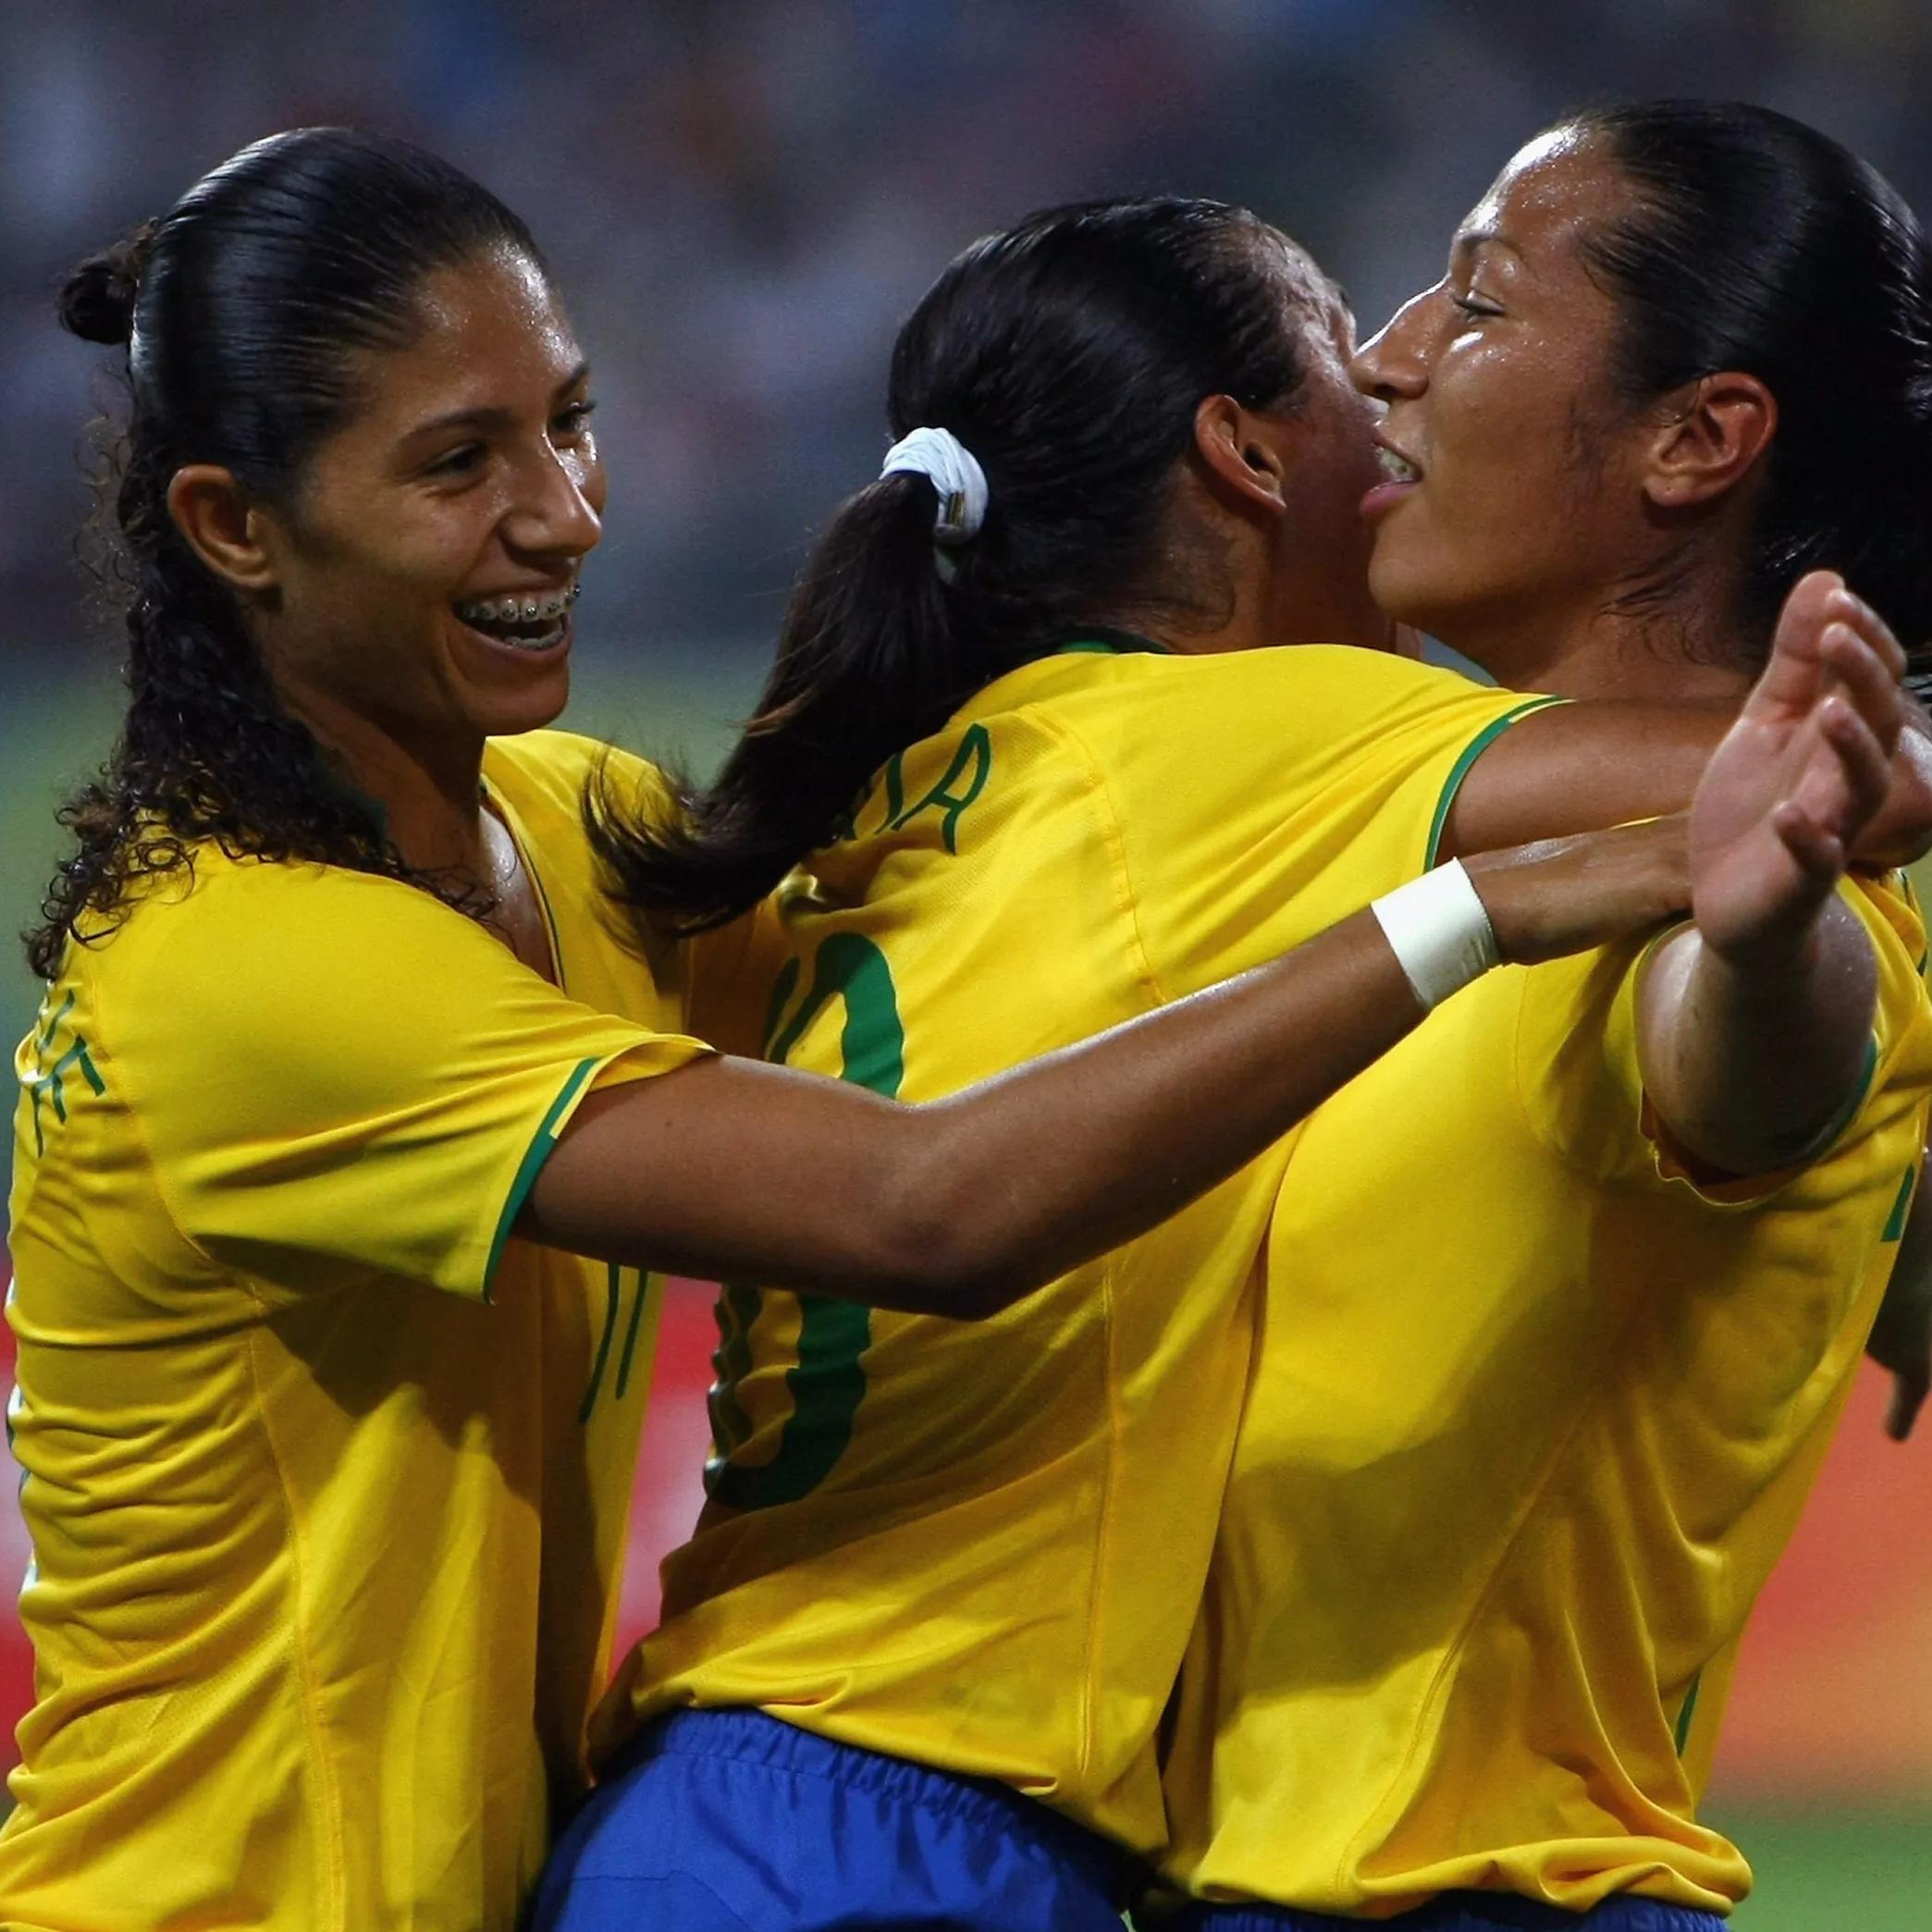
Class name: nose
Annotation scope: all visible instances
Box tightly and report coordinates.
[1350,289,1433,403]
[502,440,604,564]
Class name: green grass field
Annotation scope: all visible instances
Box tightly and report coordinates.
[1716,1807,1932,1927]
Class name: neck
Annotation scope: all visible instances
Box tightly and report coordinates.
[1136,554,1385,658]
[1446,585,1755,704]
[1146,590,1275,658]
[277,681,492,877]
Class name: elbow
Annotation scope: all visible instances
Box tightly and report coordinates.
[864,1128,1051,1320]
[867,1197,1042,1322]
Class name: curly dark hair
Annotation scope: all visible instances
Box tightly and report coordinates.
[28,128,544,981]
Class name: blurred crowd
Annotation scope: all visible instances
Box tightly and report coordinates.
[6,0,1931,675]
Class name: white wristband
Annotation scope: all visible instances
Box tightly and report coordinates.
[1369,859,1501,1011]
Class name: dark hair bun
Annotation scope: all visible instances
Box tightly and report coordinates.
[58,223,155,346]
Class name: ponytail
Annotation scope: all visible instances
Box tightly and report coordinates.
[591,195,1314,930]
[590,468,1026,931]
[58,223,153,347]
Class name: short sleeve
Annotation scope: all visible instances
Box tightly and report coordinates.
[103,861,708,1302]
[1515,872,1932,1199]
[1091,645,1555,998]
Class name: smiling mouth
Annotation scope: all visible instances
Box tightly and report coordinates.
[453,584,581,652]
[1375,445,1421,485]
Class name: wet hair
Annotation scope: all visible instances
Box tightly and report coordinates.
[28,127,544,979]
[1563,100,1932,668]
[591,195,1313,931]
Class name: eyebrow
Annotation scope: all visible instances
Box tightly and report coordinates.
[400,360,592,441]
[1451,228,1523,265]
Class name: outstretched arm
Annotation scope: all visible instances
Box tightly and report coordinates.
[1439,579,1932,867]
[522,820,1687,1315]
[1636,572,1908,1176]
[523,574,1909,1314]
[517,570,1913,1314]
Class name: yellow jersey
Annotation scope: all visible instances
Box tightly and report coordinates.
[1159,876,1932,1915]
[1,732,706,1931]
[597,638,1560,1856]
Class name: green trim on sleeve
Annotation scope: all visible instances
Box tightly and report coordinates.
[483,1055,600,1300]
[1882,1162,1917,1243]
[1811,1030,1883,1163]
[1423,695,1569,870]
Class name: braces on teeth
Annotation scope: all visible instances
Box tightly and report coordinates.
[456,584,584,626]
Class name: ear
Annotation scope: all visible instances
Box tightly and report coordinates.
[166,464,283,596]
[1192,393,1289,516]
[1642,373,1778,511]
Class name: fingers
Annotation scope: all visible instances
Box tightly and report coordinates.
[1752,571,1845,713]
[1818,620,1904,754]
[1808,692,1895,823]
[1778,699,1891,871]
[1768,799,1847,884]
[1782,620,1905,849]
[1753,572,1905,719]
[1840,590,1908,683]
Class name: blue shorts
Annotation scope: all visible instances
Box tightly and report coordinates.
[530,1707,1132,1930]
[1169,1893,1729,1932]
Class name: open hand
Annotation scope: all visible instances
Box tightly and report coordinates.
[1689,572,1907,963]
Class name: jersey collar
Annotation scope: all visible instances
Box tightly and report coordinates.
[1053,626,1173,657]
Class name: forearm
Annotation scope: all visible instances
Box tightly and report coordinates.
[528,821,1686,1311]
[524,909,1424,1313]
[891,912,1424,1310]
[1637,896,1877,1176]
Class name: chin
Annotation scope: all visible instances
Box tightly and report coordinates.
[474,662,572,740]
[1364,555,1450,646]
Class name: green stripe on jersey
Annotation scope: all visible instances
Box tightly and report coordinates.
[484,1056,599,1300]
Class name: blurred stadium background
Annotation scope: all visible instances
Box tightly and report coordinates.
[2,2,1928,1921]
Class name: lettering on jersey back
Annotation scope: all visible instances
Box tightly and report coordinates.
[831,723,993,853]
[21,990,105,1155]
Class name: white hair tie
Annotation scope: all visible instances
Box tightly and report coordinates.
[880,427,988,580]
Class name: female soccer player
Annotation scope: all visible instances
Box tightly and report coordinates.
[0,130,1717,1932]
[1159,103,1932,1932]
[537,197,1924,1930]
